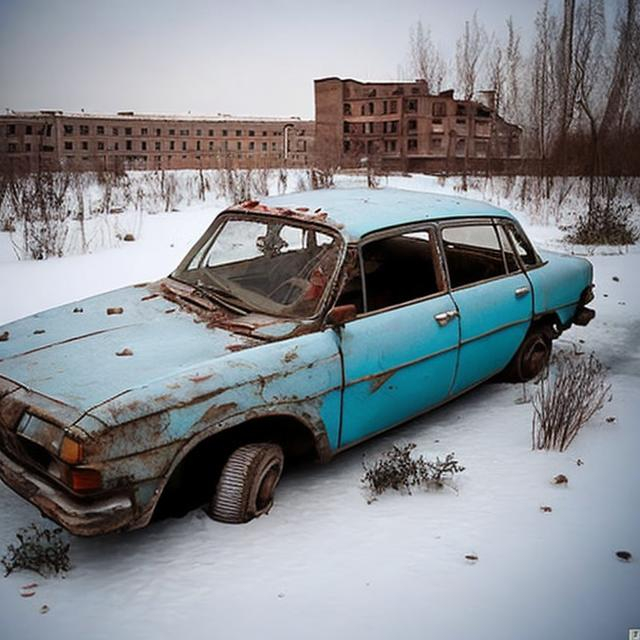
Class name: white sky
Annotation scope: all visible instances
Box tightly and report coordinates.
[0,0,623,118]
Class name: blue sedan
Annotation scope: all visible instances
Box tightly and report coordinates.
[0,189,595,535]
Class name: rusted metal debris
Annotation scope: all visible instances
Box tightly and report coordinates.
[0,331,9,342]
[107,307,124,315]
[115,348,134,357]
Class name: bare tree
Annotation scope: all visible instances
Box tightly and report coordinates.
[409,21,446,93]
[556,0,577,170]
[456,12,488,100]
[503,17,523,124]
[487,37,505,114]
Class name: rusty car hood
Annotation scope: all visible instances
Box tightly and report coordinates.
[0,283,263,416]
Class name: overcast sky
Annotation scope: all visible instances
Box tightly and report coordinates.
[0,0,622,119]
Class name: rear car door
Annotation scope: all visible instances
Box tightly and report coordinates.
[440,219,533,395]
[336,225,459,448]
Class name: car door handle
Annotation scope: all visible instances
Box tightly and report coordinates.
[434,310,458,326]
[515,286,530,298]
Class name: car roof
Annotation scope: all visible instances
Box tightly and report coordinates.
[257,187,515,241]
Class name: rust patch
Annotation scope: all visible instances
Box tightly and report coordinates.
[369,370,395,393]
[133,282,149,288]
[141,293,159,302]
[107,307,124,315]
[283,347,299,363]
[115,348,134,357]
[226,343,246,352]
[165,308,176,314]
[189,374,213,383]
[0,331,9,342]
[199,401,238,425]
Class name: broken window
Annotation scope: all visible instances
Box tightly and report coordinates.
[113,127,119,135]
[141,127,148,135]
[7,124,16,136]
[208,129,214,136]
[97,125,105,135]
[360,229,443,312]
[125,127,132,136]
[505,223,540,267]
[442,224,507,288]
[64,141,73,150]
[81,141,88,150]
[25,125,32,135]
[408,119,417,131]
[97,141,105,151]
[236,130,242,136]
[249,130,255,137]
[156,128,162,136]
[141,141,147,151]
[196,129,202,136]
[64,125,73,135]
[155,141,161,151]
[126,140,132,150]
[432,102,446,117]
[407,99,418,112]
[408,138,418,151]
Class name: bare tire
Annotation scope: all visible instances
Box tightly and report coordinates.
[503,326,552,382]
[210,443,284,524]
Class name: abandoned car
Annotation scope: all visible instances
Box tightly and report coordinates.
[0,188,595,535]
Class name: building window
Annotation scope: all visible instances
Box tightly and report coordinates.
[262,142,267,151]
[6,124,16,136]
[408,139,418,151]
[236,130,242,136]
[125,127,132,135]
[156,128,162,136]
[196,129,202,136]
[430,136,443,150]
[408,119,417,132]
[237,141,242,150]
[433,102,446,117]
[223,141,229,151]
[367,102,374,115]
[82,141,89,150]
[343,121,350,134]
[141,128,148,135]
[249,130,255,137]
[383,121,399,134]
[114,142,119,151]
[209,141,214,150]
[223,129,228,136]
[182,141,187,151]
[98,141,105,151]
[25,125,33,135]
[407,99,418,112]
[262,131,268,136]
[455,138,466,156]
[196,140,201,151]
[64,141,73,150]
[169,141,175,150]
[126,140,132,150]
[343,103,352,116]
[7,143,18,152]
[365,122,374,134]
[169,128,175,135]
[208,129,214,136]
[64,125,73,135]
[180,129,189,136]
[141,141,147,151]
[272,142,277,150]
[113,127,119,135]
[384,140,397,152]
[249,141,255,150]
[343,140,351,153]
[475,139,488,157]
[97,125,105,135]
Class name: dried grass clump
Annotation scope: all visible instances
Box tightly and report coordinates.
[362,443,464,498]
[2,524,70,578]
[532,352,610,451]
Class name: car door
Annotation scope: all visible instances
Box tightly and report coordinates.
[336,225,459,448]
[440,219,533,395]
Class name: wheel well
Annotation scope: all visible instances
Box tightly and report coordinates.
[531,313,561,338]
[152,415,318,520]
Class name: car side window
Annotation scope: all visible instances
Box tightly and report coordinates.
[506,224,540,267]
[359,229,443,312]
[496,225,520,273]
[442,224,507,288]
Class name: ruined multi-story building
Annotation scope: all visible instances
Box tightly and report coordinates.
[0,111,313,173]
[314,77,522,172]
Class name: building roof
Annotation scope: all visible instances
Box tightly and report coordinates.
[0,110,311,124]
[259,187,514,241]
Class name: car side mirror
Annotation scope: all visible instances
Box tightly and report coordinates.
[327,304,357,327]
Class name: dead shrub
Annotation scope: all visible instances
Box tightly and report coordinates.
[362,443,464,498]
[532,352,610,451]
[2,524,71,577]
[564,201,638,245]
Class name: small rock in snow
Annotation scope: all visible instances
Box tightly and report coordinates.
[552,474,568,485]
[576,459,584,466]
[33,329,46,335]
[116,348,134,357]
[606,416,616,423]
[465,554,478,563]
[123,234,135,242]
[540,505,553,513]
[277,593,285,599]
[612,276,620,282]
[615,550,632,562]
[73,307,83,313]
[40,605,49,614]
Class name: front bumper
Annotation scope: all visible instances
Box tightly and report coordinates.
[0,447,136,536]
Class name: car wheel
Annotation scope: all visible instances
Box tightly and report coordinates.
[210,443,284,524]
[503,326,552,382]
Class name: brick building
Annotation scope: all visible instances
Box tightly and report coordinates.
[314,77,522,172]
[0,111,313,173]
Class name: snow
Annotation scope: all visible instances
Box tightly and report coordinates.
[1,174,639,640]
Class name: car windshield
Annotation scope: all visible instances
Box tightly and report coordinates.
[173,215,342,318]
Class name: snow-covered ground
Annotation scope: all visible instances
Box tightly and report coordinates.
[1,175,638,640]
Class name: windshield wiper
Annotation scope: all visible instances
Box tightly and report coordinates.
[192,279,248,314]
